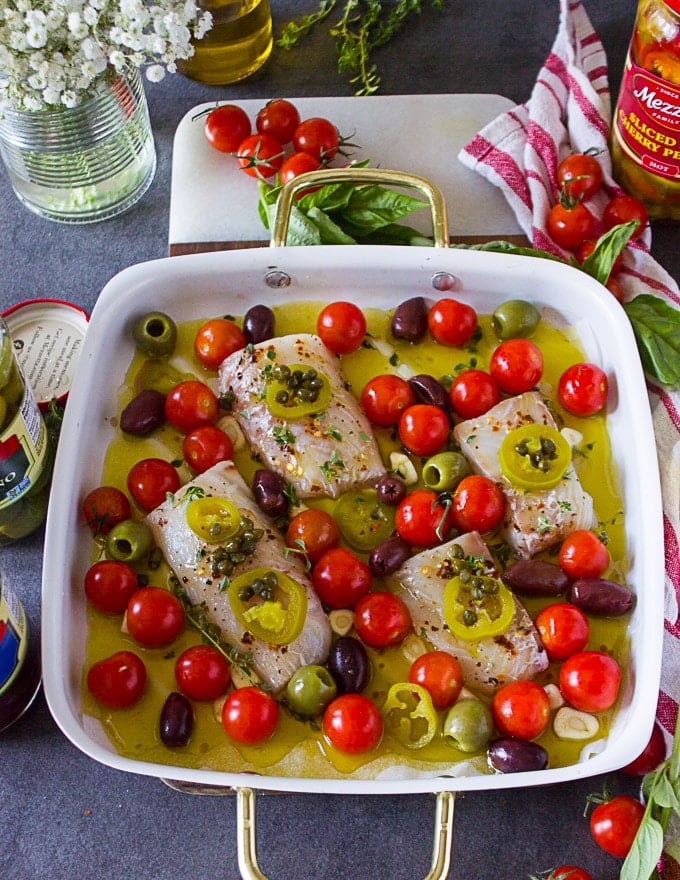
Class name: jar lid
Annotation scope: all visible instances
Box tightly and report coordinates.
[1,298,89,410]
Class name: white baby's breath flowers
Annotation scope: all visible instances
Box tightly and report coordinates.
[0,0,213,112]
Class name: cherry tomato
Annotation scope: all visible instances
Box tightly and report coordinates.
[556,152,604,201]
[360,374,415,427]
[82,485,130,535]
[125,586,185,648]
[204,103,251,153]
[194,317,246,370]
[84,560,139,615]
[221,686,279,744]
[397,404,450,456]
[534,602,590,661]
[293,116,340,160]
[575,239,624,276]
[621,720,667,776]
[353,591,412,649]
[559,529,610,579]
[547,201,596,251]
[589,794,645,858]
[489,338,544,393]
[558,362,608,416]
[408,651,463,710]
[559,650,621,712]
[322,693,383,754]
[236,133,285,179]
[491,680,551,740]
[451,475,505,534]
[126,458,180,512]
[174,645,231,701]
[255,98,301,144]
[544,867,593,880]
[606,275,625,303]
[279,151,322,197]
[183,425,234,474]
[311,547,372,609]
[449,369,500,419]
[427,298,478,346]
[316,301,366,354]
[165,380,220,432]
[286,508,340,564]
[395,488,455,547]
[87,650,146,709]
[603,194,648,240]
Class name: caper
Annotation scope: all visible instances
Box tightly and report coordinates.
[132,311,178,358]
[106,518,153,562]
[443,699,493,753]
[491,299,541,340]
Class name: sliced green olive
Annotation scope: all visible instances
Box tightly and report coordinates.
[492,300,541,339]
[443,699,493,753]
[106,518,153,562]
[265,364,332,420]
[286,665,337,717]
[333,489,396,551]
[132,312,178,358]
[422,451,471,492]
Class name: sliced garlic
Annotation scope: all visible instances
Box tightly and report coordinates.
[389,451,418,485]
[561,426,584,449]
[554,706,599,740]
[230,664,258,690]
[369,335,396,359]
[329,608,354,637]
[396,362,415,380]
[401,633,428,664]
[217,414,247,451]
[544,683,565,711]
[458,686,480,701]
[120,611,129,634]
[212,694,227,724]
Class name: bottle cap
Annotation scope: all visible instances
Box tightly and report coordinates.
[1,298,89,411]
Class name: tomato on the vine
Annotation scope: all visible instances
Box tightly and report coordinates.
[165,380,220,432]
[542,867,593,880]
[84,560,139,615]
[286,508,340,564]
[559,650,621,712]
[558,529,610,579]
[317,301,366,354]
[621,720,667,775]
[408,651,462,710]
[353,591,412,648]
[125,586,185,648]
[221,686,279,744]
[82,486,130,535]
[174,645,231,701]
[204,104,251,153]
[427,298,478,347]
[194,317,246,370]
[448,369,500,419]
[279,151,322,197]
[236,133,285,179]
[395,488,455,547]
[547,199,596,251]
[183,425,234,474]
[491,680,551,740]
[255,98,301,144]
[360,374,414,427]
[589,794,645,858]
[603,194,648,240]
[451,475,505,534]
[293,116,340,160]
[534,602,590,661]
[556,152,604,201]
[558,362,608,416]
[490,338,544,393]
[126,458,180,511]
[322,693,383,754]
[311,547,372,609]
[397,404,450,457]
[87,651,147,709]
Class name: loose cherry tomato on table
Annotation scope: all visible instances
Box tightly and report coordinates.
[556,151,604,201]
[236,133,285,179]
[448,369,500,419]
[293,116,340,160]
[395,488,456,548]
[542,867,594,880]
[125,586,185,648]
[489,338,544,393]
[183,425,234,474]
[322,693,383,754]
[311,547,372,609]
[353,591,412,648]
[491,680,551,739]
[589,793,645,858]
[84,560,139,615]
[558,529,610,579]
[126,458,180,511]
[397,404,450,456]
[174,645,231,701]
[547,199,596,251]
[408,650,463,710]
[621,720,666,775]
[427,298,478,346]
[559,650,621,712]
[558,362,608,416]
[603,194,648,240]
[451,475,505,534]
[534,602,590,661]
[87,650,147,709]
[255,98,301,144]
[204,103,251,153]
[221,686,279,744]
[286,508,340,564]
[316,301,366,354]
[194,317,246,370]
[165,380,220,432]
[360,374,414,427]
[82,485,130,536]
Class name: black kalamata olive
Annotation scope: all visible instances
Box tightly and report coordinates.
[252,468,289,518]
[369,535,411,577]
[244,304,275,344]
[119,389,166,436]
[568,578,635,616]
[160,692,193,747]
[391,296,428,343]
[408,373,449,410]
[132,311,177,358]
[500,559,570,597]
[376,473,406,506]
[487,737,548,773]
[326,636,370,694]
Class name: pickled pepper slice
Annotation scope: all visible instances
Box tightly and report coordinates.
[228,567,307,646]
[498,423,571,491]
[382,682,438,749]
[443,574,514,642]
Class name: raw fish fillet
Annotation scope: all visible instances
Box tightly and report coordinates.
[146,461,332,693]
[218,333,385,499]
[387,532,548,694]
[453,392,595,558]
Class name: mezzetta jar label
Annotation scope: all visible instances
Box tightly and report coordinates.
[0,388,48,510]
[613,52,680,182]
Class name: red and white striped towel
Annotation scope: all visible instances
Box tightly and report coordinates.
[460,0,680,870]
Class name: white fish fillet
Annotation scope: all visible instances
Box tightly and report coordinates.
[387,532,548,694]
[453,391,595,558]
[146,461,332,693]
[218,333,385,499]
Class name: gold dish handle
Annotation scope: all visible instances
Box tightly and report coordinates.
[270,167,450,249]
[237,787,456,880]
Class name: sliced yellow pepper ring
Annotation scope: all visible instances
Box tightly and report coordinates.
[228,567,307,646]
[186,496,241,543]
[382,682,438,750]
[333,489,396,551]
[498,423,572,491]
[265,363,332,420]
[443,574,515,642]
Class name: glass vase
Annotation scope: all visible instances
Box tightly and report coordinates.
[0,65,156,224]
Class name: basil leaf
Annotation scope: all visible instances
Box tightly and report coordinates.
[451,239,566,263]
[356,223,434,246]
[578,221,637,284]
[623,294,680,389]
[306,207,356,244]
[335,185,427,234]
[620,815,664,880]
[650,772,680,811]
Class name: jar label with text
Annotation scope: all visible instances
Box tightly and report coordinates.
[0,388,48,510]
[612,52,680,182]
[0,582,28,697]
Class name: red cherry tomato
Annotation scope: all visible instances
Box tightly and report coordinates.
[397,404,450,456]
[84,560,139,615]
[316,301,366,354]
[395,488,455,547]
[87,651,147,709]
[221,686,279,745]
[559,650,621,712]
[125,586,185,648]
[126,458,180,512]
[255,98,301,144]
[559,529,610,579]
[556,152,604,201]
[534,602,590,661]
[360,374,415,427]
[427,298,478,346]
[353,591,412,649]
[558,362,608,416]
[575,239,624,276]
[165,380,220,433]
[621,720,667,776]
[603,194,648,240]
[451,475,505,534]
[183,425,234,474]
[82,485,130,535]
[322,693,383,754]
[589,794,645,858]
[606,275,626,303]
[547,200,596,251]
[449,369,500,419]
[286,508,340,564]
[204,103,251,153]
[490,338,544,393]
[174,645,231,701]
[236,133,285,179]
[408,651,463,710]
[311,547,372,609]
[279,151,322,197]
[491,680,551,740]
[194,317,246,370]
[544,868,593,880]
[293,117,340,160]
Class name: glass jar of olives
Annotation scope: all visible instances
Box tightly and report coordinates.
[0,569,41,732]
[0,317,53,545]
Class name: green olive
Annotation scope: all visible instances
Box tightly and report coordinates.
[0,393,7,430]
[0,332,13,390]
[491,300,541,340]
[442,698,493,753]
[422,452,471,492]
[132,312,178,358]
[106,518,153,562]
[286,664,338,717]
